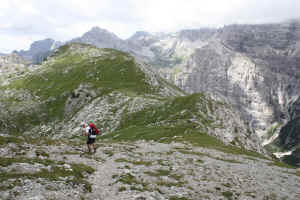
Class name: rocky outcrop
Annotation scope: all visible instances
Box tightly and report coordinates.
[0,53,33,85]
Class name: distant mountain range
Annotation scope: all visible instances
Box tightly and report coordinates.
[13,38,63,64]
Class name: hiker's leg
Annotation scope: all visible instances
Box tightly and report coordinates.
[93,143,96,153]
[87,144,92,153]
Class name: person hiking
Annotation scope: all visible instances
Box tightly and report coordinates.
[80,122,99,154]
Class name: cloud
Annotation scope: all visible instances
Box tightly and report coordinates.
[0,0,299,52]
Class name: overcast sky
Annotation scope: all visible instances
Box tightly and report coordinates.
[1,0,300,53]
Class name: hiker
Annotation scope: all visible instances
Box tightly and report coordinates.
[80,122,99,153]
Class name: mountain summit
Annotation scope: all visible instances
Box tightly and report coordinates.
[71,26,129,51]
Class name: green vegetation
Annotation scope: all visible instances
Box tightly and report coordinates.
[115,158,152,166]
[214,157,243,164]
[222,191,233,200]
[103,150,114,157]
[35,149,50,157]
[117,173,139,185]
[100,93,268,160]
[1,43,158,133]
[116,93,215,131]
[266,123,280,139]
[0,135,24,145]
[169,196,190,200]
[0,156,95,192]
[145,169,170,177]
[267,160,296,169]
[156,179,185,187]
[118,186,126,192]
[0,157,55,167]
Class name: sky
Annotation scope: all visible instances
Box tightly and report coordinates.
[0,0,300,53]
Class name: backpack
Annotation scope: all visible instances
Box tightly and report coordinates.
[89,123,100,135]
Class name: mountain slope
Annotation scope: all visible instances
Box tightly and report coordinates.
[0,43,181,135]
[2,43,300,200]
[0,43,265,153]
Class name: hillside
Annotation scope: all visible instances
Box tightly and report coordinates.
[2,43,297,199]
[0,43,263,152]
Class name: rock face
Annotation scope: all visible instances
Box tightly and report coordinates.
[123,21,300,164]
[127,21,300,138]
[174,21,300,164]
[15,38,62,64]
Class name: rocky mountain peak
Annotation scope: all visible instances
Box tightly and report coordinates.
[84,26,120,39]
[71,26,128,51]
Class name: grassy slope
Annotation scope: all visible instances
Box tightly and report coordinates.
[102,94,267,159]
[1,44,157,133]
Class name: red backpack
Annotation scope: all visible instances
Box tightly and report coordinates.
[89,123,100,135]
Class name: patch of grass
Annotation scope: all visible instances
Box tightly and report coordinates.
[117,173,139,185]
[115,158,152,166]
[169,173,184,181]
[130,185,144,191]
[222,183,232,188]
[35,150,50,157]
[222,191,233,200]
[244,156,258,161]
[267,161,296,169]
[214,157,243,164]
[0,135,24,145]
[145,169,170,177]
[103,150,114,157]
[63,151,81,155]
[169,196,190,200]
[265,123,280,139]
[115,93,214,131]
[230,137,242,147]
[0,157,55,167]
[177,149,207,157]
[0,156,94,192]
[118,186,126,192]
